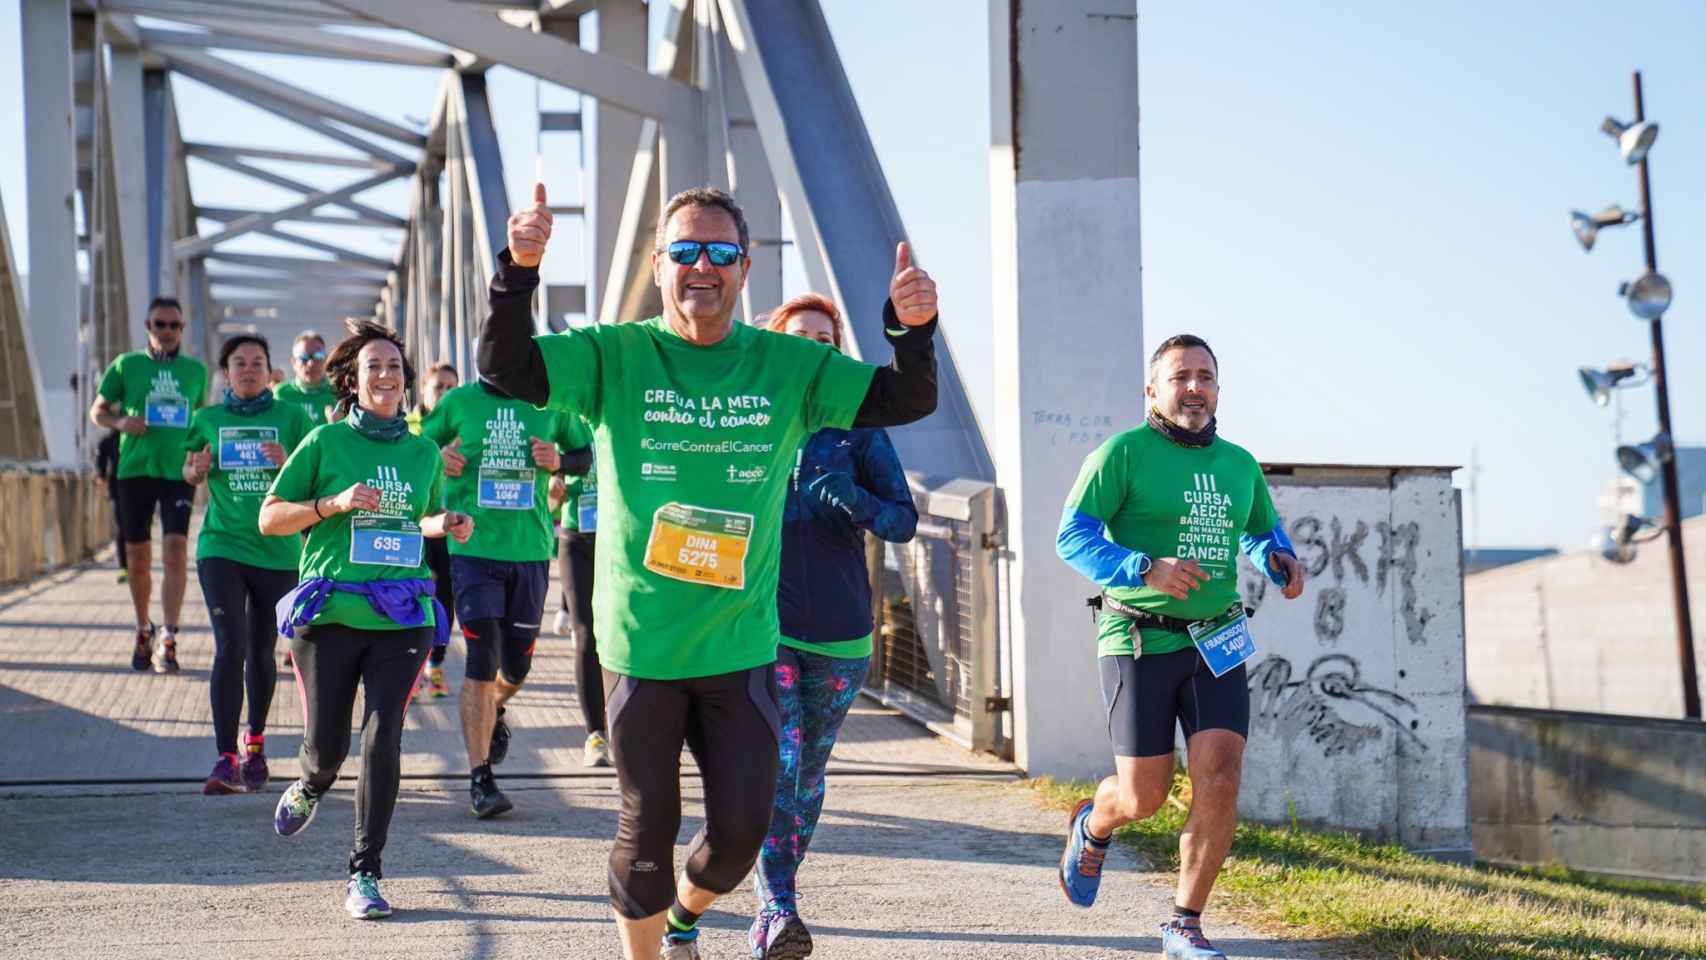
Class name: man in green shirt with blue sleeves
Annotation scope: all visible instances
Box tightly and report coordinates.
[1054,334,1307,960]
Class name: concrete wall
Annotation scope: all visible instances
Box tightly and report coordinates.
[1234,467,1469,850]
[1465,514,1706,718]
[0,469,113,585]
[1469,704,1706,883]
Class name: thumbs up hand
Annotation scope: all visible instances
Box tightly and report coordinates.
[889,241,937,328]
[441,436,467,477]
[506,182,554,269]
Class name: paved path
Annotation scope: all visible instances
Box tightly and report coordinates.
[0,542,1335,959]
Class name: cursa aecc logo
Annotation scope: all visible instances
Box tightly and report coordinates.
[725,464,766,485]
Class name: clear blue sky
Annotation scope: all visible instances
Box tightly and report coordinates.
[2,1,1703,549]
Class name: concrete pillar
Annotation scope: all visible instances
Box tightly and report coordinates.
[105,42,151,352]
[989,0,1142,778]
[21,0,80,465]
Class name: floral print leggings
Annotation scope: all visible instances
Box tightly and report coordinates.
[754,646,871,904]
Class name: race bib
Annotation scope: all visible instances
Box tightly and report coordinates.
[144,393,188,428]
[477,465,535,510]
[349,515,424,567]
[642,502,752,590]
[217,426,277,471]
[1187,605,1257,678]
[577,485,598,532]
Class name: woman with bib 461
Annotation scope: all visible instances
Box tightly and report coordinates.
[258,320,474,921]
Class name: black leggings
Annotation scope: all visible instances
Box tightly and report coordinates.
[426,536,455,668]
[603,664,780,919]
[108,490,126,571]
[290,622,432,879]
[558,531,604,733]
[197,557,297,755]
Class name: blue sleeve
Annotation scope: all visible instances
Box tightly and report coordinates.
[850,429,918,543]
[1240,518,1297,586]
[1056,507,1150,588]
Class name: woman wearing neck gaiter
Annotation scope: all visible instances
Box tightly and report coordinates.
[183,334,315,796]
[258,320,473,920]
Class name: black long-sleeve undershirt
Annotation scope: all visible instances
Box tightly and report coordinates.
[476,249,939,427]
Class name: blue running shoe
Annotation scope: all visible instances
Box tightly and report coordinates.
[659,930,701,959]
[273,780,320,837]
[1161,918,1227,959]
[1057,798,1107,908]
[345,872,392,920]
[748,899,813,959]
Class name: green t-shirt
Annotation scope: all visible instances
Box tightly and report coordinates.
[559,415,596,533]
[1063,424,1279,657]
[273,379,336,427]
[781,632,875,660]
[267,419,447,631]
[183,401,314,571]
[420,382,580,563]
[96,352,209,480]
[536,316,877,680]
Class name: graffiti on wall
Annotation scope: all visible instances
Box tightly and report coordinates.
[1239,514,1434,647]
[1248,653,1427,757]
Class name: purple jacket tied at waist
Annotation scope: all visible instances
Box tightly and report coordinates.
[276,577,449,648]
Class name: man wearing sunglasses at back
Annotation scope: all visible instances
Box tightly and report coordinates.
[480,184,939,960]
[274,330,335,426]
[89,296,209,673]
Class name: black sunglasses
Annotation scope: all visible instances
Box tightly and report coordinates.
[665,240,744,267]
[152,321,184,331]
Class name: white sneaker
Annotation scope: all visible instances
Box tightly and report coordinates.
[151,628,180,673]
[660,935,701,959]
[582,731,610,767]
[552,608,570,637]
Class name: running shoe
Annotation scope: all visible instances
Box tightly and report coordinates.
[470,771,513,820]
[240,733,269,792]
[131,624,155,671]
[203,753,245,795]
[1160,918,1227,959]
[489,707,511,765]
[660,932,701,959]
[116,569,128,584]
[345,872,393,920]
[152,630,180,674]
[553,608,570,636]
[1058,798,1106,908]
[748,900,813,959]
[582,730,610,767]
[274,780,321,836]
[428,667,450,699]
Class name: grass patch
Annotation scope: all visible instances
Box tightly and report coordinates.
[1034,775,1706,960]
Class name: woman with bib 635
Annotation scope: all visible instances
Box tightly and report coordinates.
[258,320,473,920]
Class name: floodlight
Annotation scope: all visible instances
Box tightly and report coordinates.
[1600,117,1659,165]
[1591,513,1662,564]
[1569,205,1639,252]
[1577,361,1648,406]
[1616,431,1673,484]
[1618,271,1673,320]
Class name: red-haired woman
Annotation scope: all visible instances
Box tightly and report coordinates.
[750,294,919,958]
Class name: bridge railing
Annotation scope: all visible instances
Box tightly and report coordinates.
[0,467,113,587]
[864,475,1009,759]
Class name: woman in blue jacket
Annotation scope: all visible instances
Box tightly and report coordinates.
[750,294,919,959]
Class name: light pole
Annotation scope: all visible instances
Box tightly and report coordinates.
[1626,71,1700,720]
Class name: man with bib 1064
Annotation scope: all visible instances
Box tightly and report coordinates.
[1054,334,1306,960]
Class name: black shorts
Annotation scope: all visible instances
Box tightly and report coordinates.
[116,476,195,543]
[1099,649,1248,758]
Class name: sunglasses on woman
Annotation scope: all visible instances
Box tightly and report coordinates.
[665,240,744,267]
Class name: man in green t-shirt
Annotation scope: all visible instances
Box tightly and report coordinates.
[273,330,337,427]
[88,296,209,673]
[479,184,940,960]
[1053,334,1307,960]
[421,380,589,819]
